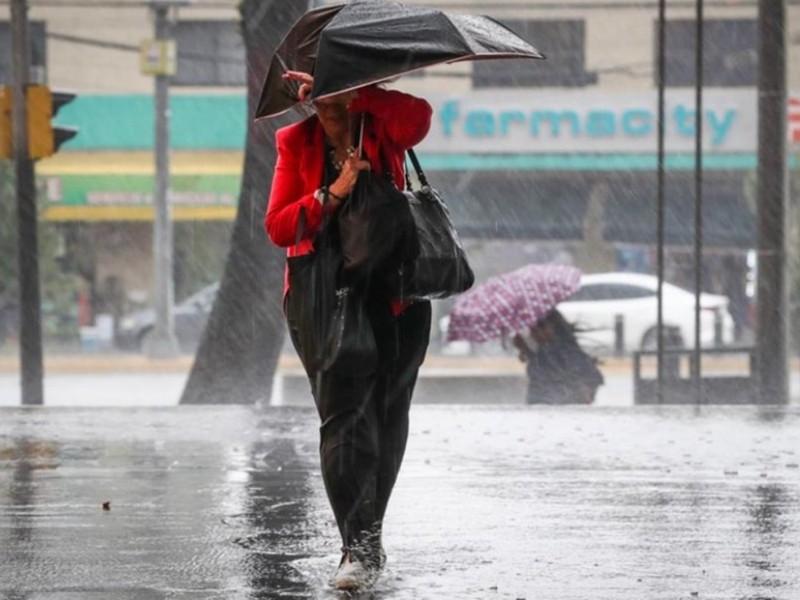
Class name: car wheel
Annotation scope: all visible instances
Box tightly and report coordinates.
[640,327,684,351]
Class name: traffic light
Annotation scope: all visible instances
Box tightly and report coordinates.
[27,85,78,159]
[0,85,78,160]
[0,86,11,159]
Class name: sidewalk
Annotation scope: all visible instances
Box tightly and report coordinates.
[0,352,634,407]
[0,348,758,375]
[2,350,799,407]
[1,404,799,599]
[0,351,564,374]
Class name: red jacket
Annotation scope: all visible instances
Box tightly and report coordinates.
[265,86,432,310]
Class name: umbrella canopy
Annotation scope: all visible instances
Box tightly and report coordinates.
[446,263,582,344]
[256,4,344,120]
[256,0,545,119]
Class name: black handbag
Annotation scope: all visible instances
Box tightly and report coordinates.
[286,206,377,377]
[337,116,420,282]
[393,148,475,300]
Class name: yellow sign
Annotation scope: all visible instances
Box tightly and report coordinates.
[27,85,54,159]
[0,87,11,159]
[140,39,177,76]
[0,85,58,159]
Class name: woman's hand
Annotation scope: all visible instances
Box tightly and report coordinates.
[282,70,313,102]
[329,156,371,208]
[283,70,357,107]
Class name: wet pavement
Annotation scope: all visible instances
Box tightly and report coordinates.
[1,405,799,599]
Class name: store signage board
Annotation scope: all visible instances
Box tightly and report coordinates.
[418,89,776,154]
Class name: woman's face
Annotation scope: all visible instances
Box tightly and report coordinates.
[314,91,357,133]
[531,322,555,345]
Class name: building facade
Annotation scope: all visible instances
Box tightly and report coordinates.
[1,0,798,335]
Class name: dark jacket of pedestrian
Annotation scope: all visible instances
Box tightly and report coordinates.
[513,310,604,405]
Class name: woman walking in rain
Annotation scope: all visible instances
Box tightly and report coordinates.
[265,71,432,591]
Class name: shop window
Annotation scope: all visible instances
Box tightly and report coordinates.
[0,21,46,84]
[473,20,597,88]
[658,19,757,87]
[173,21,245,86]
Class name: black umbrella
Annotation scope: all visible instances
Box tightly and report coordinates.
[256,0,545,119]
[256,3,343,120]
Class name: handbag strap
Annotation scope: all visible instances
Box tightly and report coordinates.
[406,148,429,189]
[294,206,307,250]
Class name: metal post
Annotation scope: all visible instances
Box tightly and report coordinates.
[11,0,43,405]
[756,0,788,404]
[147,2,179,358]
[713,310,722,347]
[655,0,667,404]
[614,314,624,357]
[692,0,704,403]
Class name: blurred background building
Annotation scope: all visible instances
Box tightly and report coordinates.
[0,0,798,349]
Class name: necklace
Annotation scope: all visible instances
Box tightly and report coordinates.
[330,145,356,171]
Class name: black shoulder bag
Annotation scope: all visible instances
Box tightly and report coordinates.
[337,116,420,283]
[393,148,475,300]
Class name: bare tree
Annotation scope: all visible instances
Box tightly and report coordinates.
[180,0,308,404]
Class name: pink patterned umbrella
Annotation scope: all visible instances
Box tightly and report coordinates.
[446,263,582,343]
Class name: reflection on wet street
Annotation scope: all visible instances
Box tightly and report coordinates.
[1,406,799,599]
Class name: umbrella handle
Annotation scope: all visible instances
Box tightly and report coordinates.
[356,114,365,158]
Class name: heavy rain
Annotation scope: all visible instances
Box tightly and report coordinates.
[1,0,799,597]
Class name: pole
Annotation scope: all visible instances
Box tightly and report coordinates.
[11,0,43,405]
[692,0,704,404]
[756,0,788,404]
[147,2,179,358]
[655,0,667,404]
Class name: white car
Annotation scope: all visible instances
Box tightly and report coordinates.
[557,272,734,353]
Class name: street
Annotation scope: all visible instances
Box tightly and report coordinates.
[1,405,799,599]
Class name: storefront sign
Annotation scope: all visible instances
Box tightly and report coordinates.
[790,97,800,144]
[39,171,239,221]
[418,90,765,154]
[140,39,176,76]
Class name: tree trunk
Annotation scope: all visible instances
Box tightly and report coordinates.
[180,0,309,405]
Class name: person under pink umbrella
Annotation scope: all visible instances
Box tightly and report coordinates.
[447,263,603,404]
[511,309,604,405]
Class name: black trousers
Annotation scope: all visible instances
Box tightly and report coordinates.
[286,291,431,556]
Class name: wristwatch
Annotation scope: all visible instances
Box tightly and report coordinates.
[314,186,344,204]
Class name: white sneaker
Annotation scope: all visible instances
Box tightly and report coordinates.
[331,552,370,591]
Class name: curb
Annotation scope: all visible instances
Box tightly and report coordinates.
[0,353,633,375]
